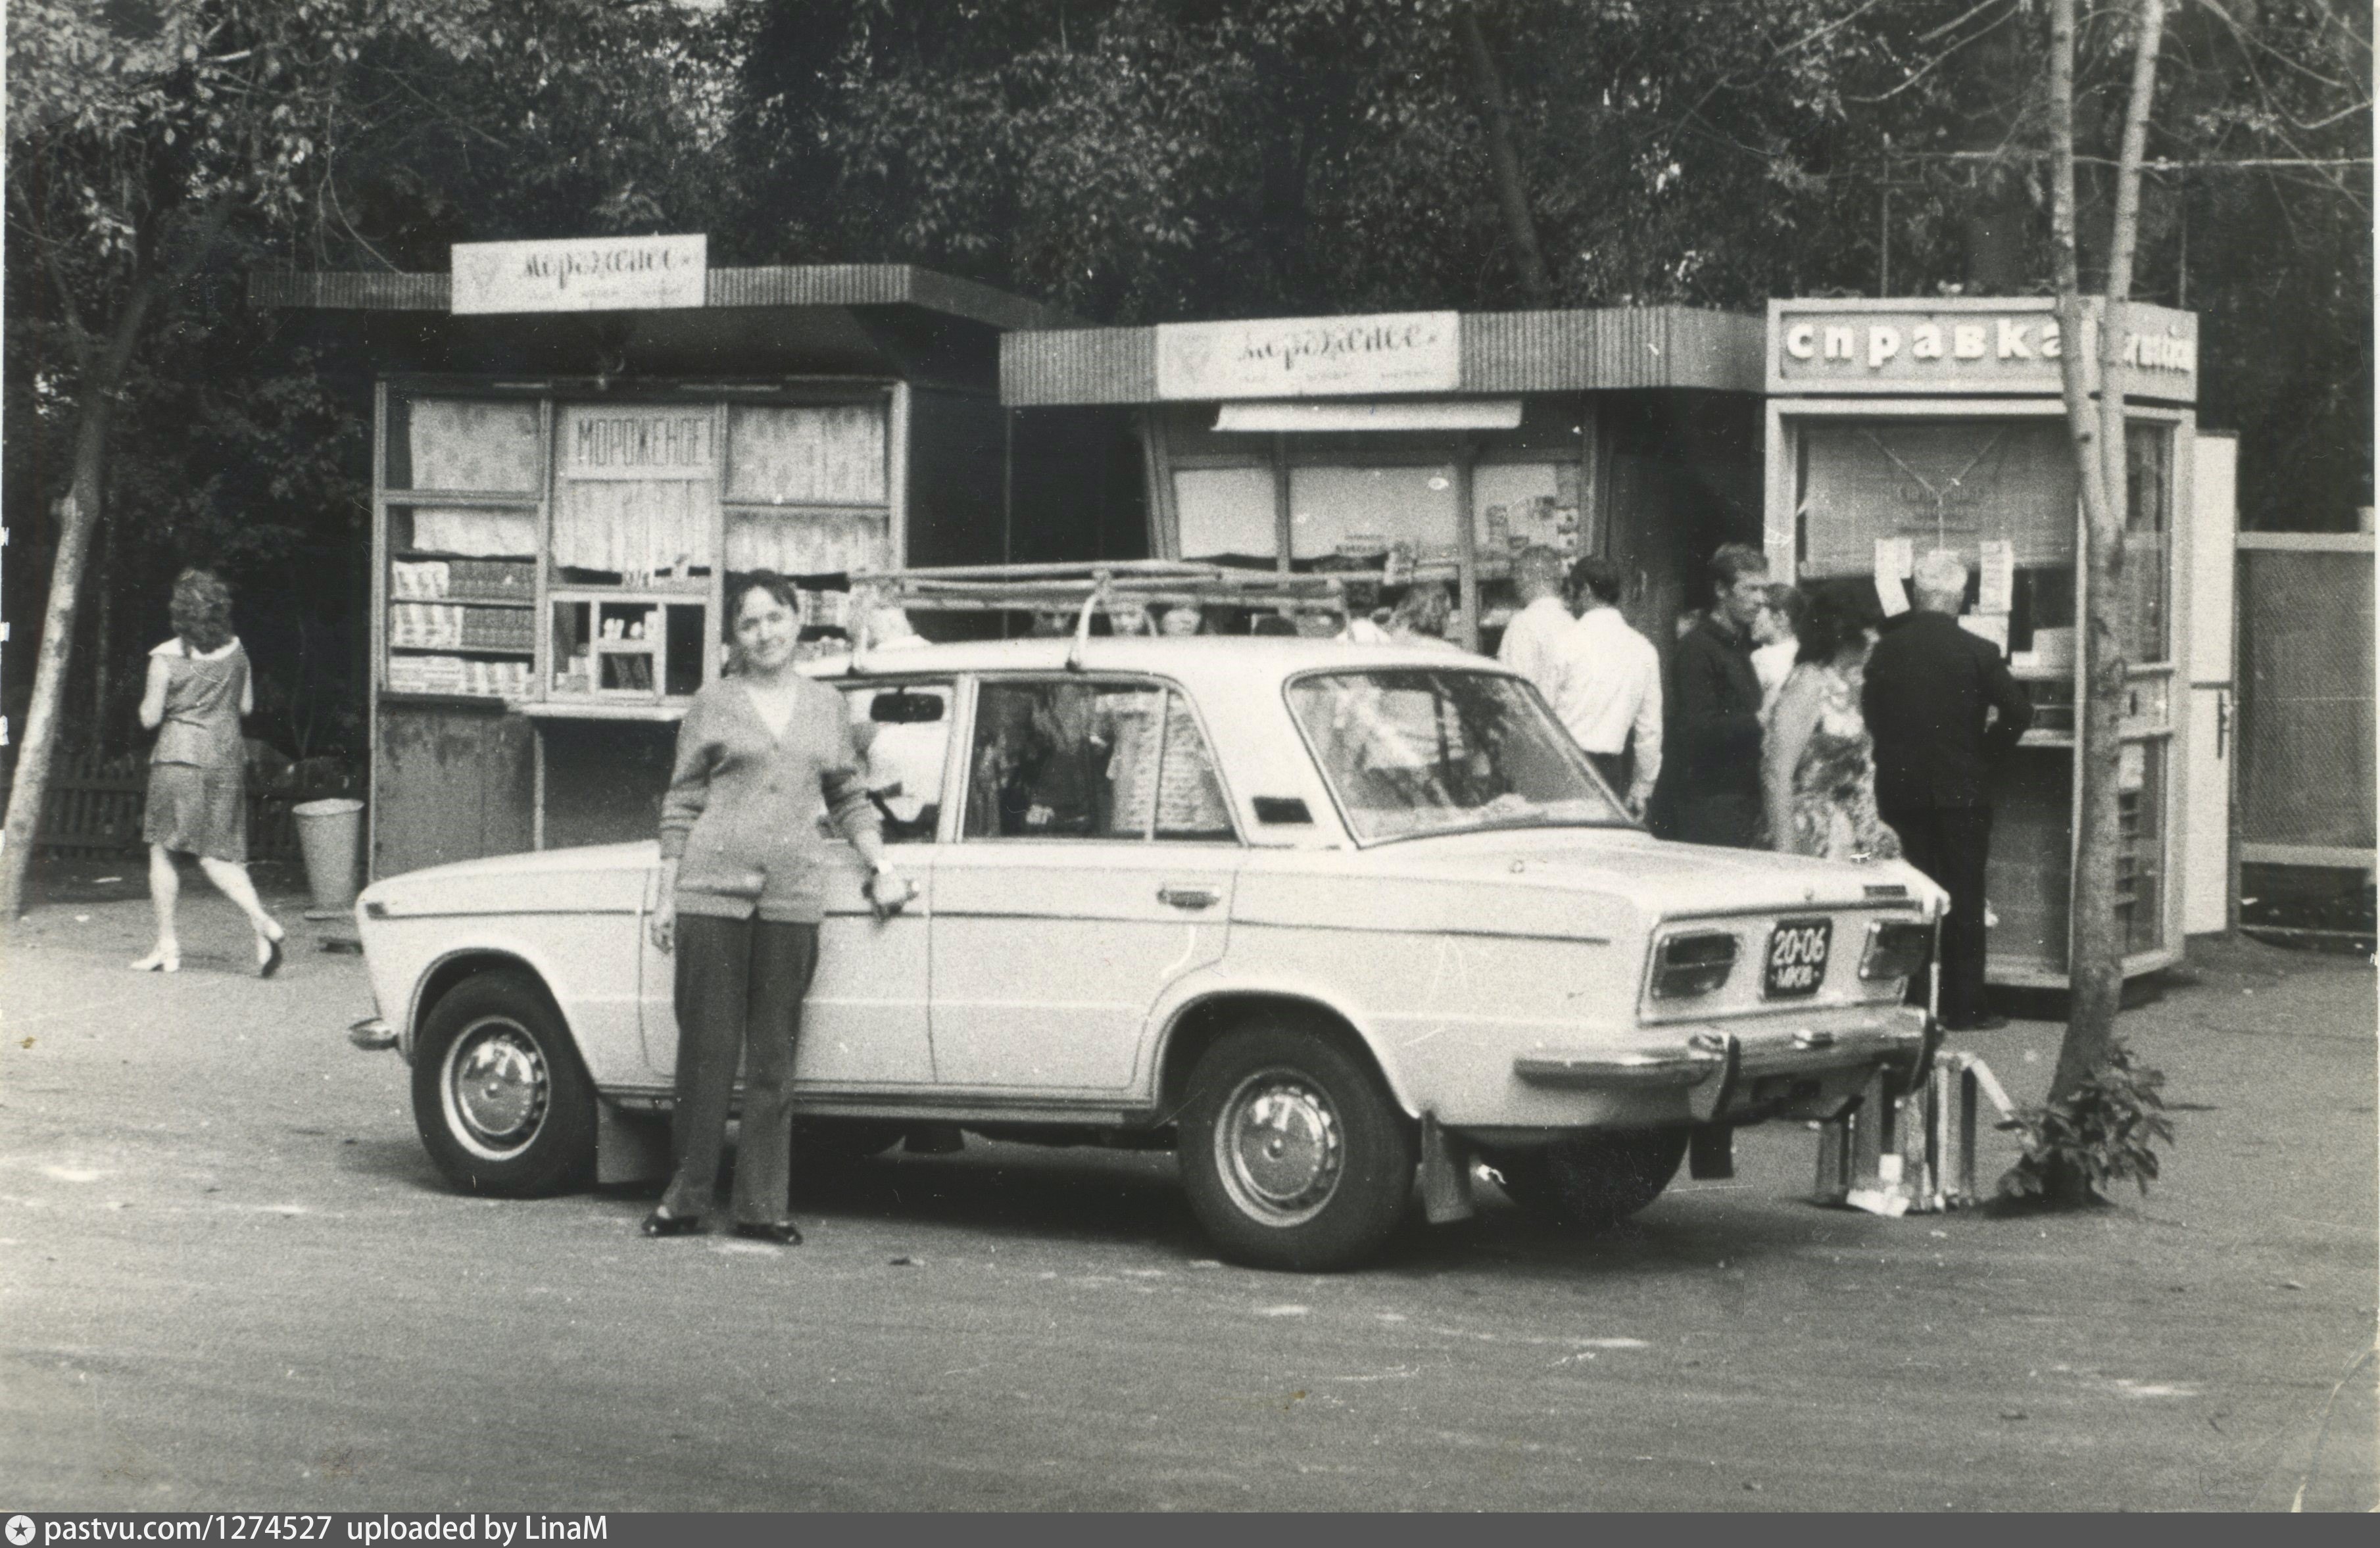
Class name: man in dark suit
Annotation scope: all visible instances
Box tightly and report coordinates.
[1651,543,1770,848]
[1862,548,2033,1030]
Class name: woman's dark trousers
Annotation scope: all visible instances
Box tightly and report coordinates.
[659,914,819,1225]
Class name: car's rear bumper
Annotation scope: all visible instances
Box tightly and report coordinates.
[1510,1005,1934,1125]
[347,1016,398,1052]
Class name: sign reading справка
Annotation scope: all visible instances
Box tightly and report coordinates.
[451,234,706,314]
[1155,311,1461,399]
[1766,297,2196,402]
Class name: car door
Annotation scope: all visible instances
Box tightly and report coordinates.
[638,675,953,1086]
[929,675,1240,1092]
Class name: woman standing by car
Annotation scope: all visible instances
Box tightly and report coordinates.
[1761,585,1901,863]
[644,572,911,1244]
[131,568,287,977]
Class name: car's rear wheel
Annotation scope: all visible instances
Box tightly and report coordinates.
[1178,1023,1416,1272]
[412,971,596,1196]
[1488,1128,1688,1231]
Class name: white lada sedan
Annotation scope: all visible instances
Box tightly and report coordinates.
[349,637,1945,1270]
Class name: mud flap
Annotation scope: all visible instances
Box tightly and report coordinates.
[595,1101,670,1186]
[1418,1111,1476,1224]
[1688,1124,1736,1180]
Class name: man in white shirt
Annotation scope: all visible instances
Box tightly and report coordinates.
[1495,546,1577,701]
[1561,557,1663,815]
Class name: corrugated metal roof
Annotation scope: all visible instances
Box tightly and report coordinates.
[249,263,1080,333]
[1000,306,1763,404]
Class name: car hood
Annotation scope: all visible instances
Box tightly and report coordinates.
[359,840,658,919]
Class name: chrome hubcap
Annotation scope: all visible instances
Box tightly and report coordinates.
[444,1017,548,1158]
[1216,1069,1344,1226]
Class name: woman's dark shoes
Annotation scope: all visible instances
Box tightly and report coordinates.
[258,934,285,980]
[732,1221,802,1246]
[641,1208,702,1238]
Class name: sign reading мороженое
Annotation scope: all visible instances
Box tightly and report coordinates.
[450,234,706,314]
[1155,311,1461,399]
[1767,299,2197,402]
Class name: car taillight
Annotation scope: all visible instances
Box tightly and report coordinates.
[1651,931,1738,999]
[1860,919,1932,983]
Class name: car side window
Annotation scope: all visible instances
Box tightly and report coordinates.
[839,681,954,844]
[963,680,1234,842]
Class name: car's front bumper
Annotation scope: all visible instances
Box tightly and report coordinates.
[1509,1005,1934,1126]
[348,1016,397,1052]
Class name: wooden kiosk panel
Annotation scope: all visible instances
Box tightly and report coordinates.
[372,699,534,877]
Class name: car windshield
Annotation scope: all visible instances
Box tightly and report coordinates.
[1286,667,1630,842]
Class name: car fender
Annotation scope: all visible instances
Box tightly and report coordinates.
[1142,961,1425,1119]
[393,922,639,1088]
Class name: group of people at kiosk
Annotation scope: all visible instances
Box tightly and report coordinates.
[1495,541,2030,1032]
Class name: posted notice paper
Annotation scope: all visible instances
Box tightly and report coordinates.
[1978,539,2015,614]
[1872,537,1913,617]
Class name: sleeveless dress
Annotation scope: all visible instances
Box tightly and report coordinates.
[143,637,250,861]
[1781,662,1901,863]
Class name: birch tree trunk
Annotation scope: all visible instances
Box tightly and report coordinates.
[0,272,159,916]
[2046,0,2168,1190]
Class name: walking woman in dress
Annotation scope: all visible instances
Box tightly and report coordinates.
[1762,583,1903,863]
[132,568,286,976]
[644,572,913,1244]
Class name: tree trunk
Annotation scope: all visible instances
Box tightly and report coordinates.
[1453,1,1553,306]
[2045,0,2168,1196]
[0,272,158,917]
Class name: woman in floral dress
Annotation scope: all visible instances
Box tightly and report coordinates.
[1761,583,1902,863]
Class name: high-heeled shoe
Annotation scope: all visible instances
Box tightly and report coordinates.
[641,1207,702,1238]
[258,933,285,980]
[732,1221,802,1246]
[130,949,180,974]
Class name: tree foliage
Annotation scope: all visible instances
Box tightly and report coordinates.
[1,0,2366,871]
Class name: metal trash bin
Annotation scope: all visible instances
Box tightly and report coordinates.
[291,797,365,916]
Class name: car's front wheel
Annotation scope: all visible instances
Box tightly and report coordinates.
[1178,1023,1417,1272]
[412,970,596,1196]
[1486,1128,1688,1231]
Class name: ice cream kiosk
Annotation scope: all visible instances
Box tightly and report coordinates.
[256,237,1133,879]
[1762,297,2210,986]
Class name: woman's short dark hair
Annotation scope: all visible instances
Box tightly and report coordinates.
[1797,581,1883,665]
[1765,582,1808,642]
[169,568,235,654]
[728,569,803,621]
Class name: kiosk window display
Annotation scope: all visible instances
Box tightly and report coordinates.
[1764,297,2201,986]
[377,387,896,713]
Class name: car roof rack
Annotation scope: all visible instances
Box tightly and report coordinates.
[841,561,1351,672]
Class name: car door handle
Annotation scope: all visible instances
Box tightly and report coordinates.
[1158,885,1221,911]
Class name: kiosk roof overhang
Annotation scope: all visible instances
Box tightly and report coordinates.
[252,262,1081,331]
[1000,305,1764,406]
[250,262,1082,387]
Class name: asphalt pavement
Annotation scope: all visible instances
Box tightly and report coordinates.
[2,868,2373,1511]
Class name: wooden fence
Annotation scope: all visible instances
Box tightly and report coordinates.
[11,750,360,864]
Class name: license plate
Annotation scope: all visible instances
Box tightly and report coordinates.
[1764,918,1832,998]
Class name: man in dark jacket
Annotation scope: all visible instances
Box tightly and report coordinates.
[1652,543,1770,848]
[1862,548,2033,1030]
